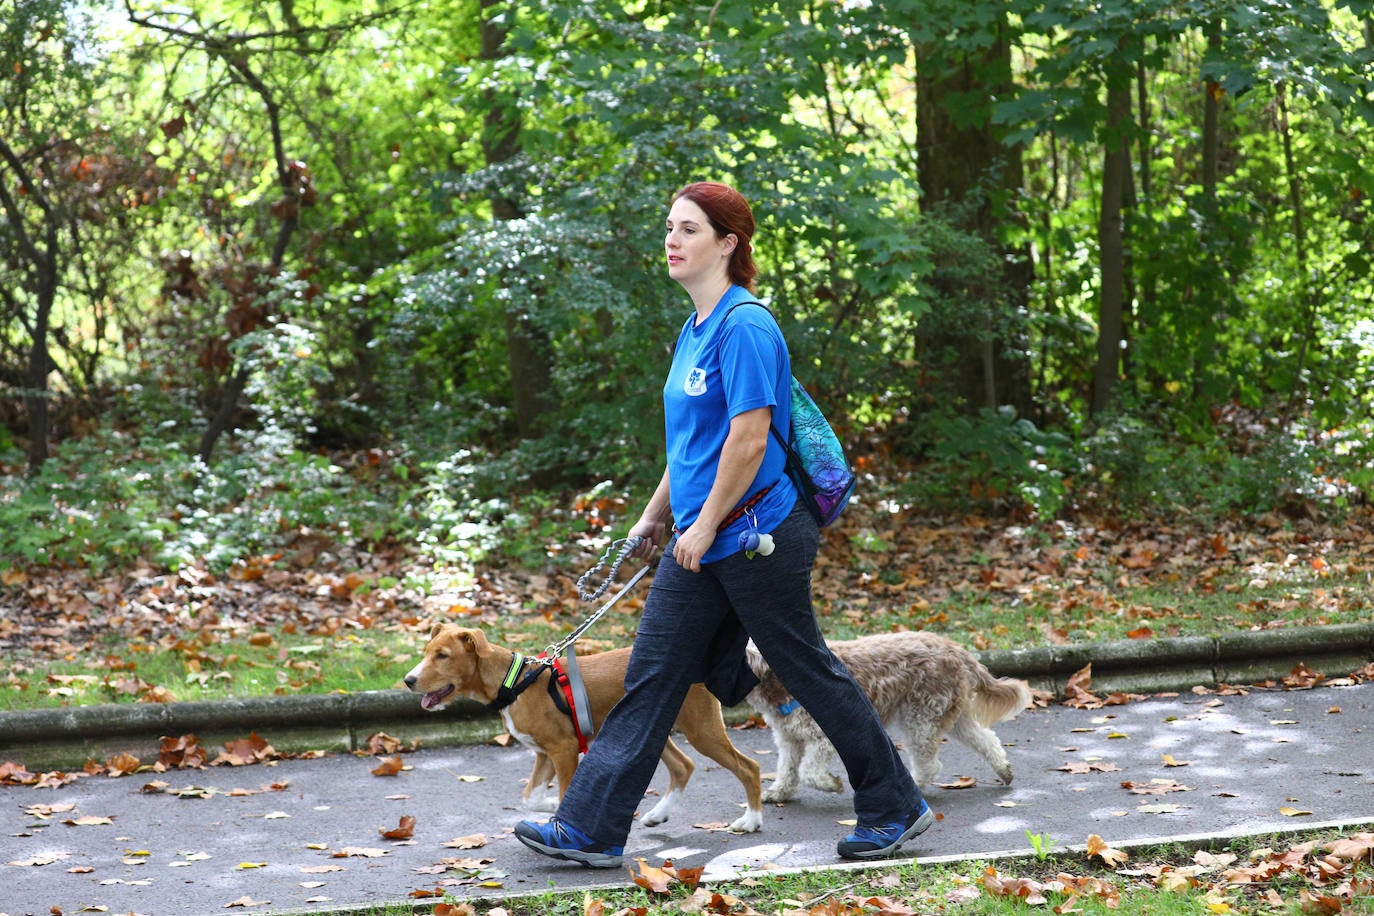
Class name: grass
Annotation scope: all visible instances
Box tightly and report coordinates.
[1,628,421,712]
[329,828,1374,915]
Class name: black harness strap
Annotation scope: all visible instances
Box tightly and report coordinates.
[484,652,592,755]
[486,653,547,712]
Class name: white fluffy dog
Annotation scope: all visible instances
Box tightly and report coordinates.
[745,631,1032,802]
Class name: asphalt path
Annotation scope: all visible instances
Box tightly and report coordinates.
[4,681,1371,916]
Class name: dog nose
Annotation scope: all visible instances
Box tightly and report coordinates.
[404,675,417,690]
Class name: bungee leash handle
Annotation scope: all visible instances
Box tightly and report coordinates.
[575,535,645,602]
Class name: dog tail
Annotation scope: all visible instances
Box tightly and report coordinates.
[971,666,1033,726]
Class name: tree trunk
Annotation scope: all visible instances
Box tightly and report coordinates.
[913,9,1032,417]
[0,137,60,474]
[1277,82,1315,423]
[23,268,56,474]
[1201,28,1222,213]
[1092,65,1132,416]
[479,0,556,450]
[198,57,300,462]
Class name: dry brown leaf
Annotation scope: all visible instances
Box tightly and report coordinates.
[372,756,405,777]
[1085,834,1129,867]
[380,814,416,839]
[443,834,488,849]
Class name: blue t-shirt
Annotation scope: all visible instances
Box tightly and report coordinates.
[664,285,797,562]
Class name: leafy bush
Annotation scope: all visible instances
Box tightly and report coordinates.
[1083,400,1371,518]
[902,405,1075,519]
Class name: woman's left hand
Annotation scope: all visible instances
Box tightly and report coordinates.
[672,523,715,573]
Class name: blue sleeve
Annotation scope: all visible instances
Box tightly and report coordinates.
[719,308,786,419]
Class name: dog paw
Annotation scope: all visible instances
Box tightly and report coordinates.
[729,808,763,833]
[997,767,1014,784]
[801,774,843,794]
[762,785,795,804]
[640,789,681,827]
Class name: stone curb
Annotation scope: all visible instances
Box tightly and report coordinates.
[3,622,1370,771]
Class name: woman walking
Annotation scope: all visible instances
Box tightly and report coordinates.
[515,181,932,867]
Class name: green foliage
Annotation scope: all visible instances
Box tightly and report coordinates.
[1026,830,1058,861]
[0,428,367,571]
[2,0,1372,542]
[905,406,1076,520]
[1082,399,1371,518]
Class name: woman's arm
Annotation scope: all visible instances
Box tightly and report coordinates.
[628,467,673,558]
[673,405,772,572]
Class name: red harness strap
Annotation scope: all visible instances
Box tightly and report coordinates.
[543,655,590,755]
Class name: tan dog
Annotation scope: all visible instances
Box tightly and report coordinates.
[405,625,763,832]
[745,632,1031,802]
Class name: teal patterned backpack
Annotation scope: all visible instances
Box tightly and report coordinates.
[724,302,857,528]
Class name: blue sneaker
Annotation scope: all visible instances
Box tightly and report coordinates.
[836,799,934,860]
[514,817,624,868]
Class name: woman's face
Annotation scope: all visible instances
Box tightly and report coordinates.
[665,196,735,289]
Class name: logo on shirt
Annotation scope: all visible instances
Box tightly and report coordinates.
[684,367,708,396]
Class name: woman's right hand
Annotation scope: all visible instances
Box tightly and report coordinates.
[627,518,667,558]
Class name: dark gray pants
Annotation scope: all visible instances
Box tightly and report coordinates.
[554,501,923,846]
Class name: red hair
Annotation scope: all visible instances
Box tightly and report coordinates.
[673,182,758,293]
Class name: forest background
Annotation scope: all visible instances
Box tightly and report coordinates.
[3,0,1374,688]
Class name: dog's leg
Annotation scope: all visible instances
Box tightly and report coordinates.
[761,721,803,803]
[683,733,763,833]
[675,691,763,832]
[549,744,584,802]
[895,711,944,787]
[640,737,694,827]
[522,752,559,812]
[795,730,844,794]
[949,714,1014,784]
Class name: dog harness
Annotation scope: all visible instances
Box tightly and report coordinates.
[545,652,595,755]
[486,651,596,755]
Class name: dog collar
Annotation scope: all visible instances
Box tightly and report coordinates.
[777,699,801,716]
[488,653,543,711]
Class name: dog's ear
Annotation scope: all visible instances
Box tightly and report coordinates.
[428,622,445,640]
[459,628,493,658]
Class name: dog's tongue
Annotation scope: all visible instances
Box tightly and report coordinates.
[421,685,455,710]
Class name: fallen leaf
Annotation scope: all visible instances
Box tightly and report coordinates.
[7,854,68,867]
[332,847,388,858]
[24,802,77,819]
[1136,803,1182,814]
[1086,834,1129,867]
[630,858,676,894]
[380,815,416,840]
[1057,761,1122,774]
[223,896,270,908]
[1122,779,1193,795]
[1280,805,1312,817]
[444,834,488,849]
[372,756,405,777]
